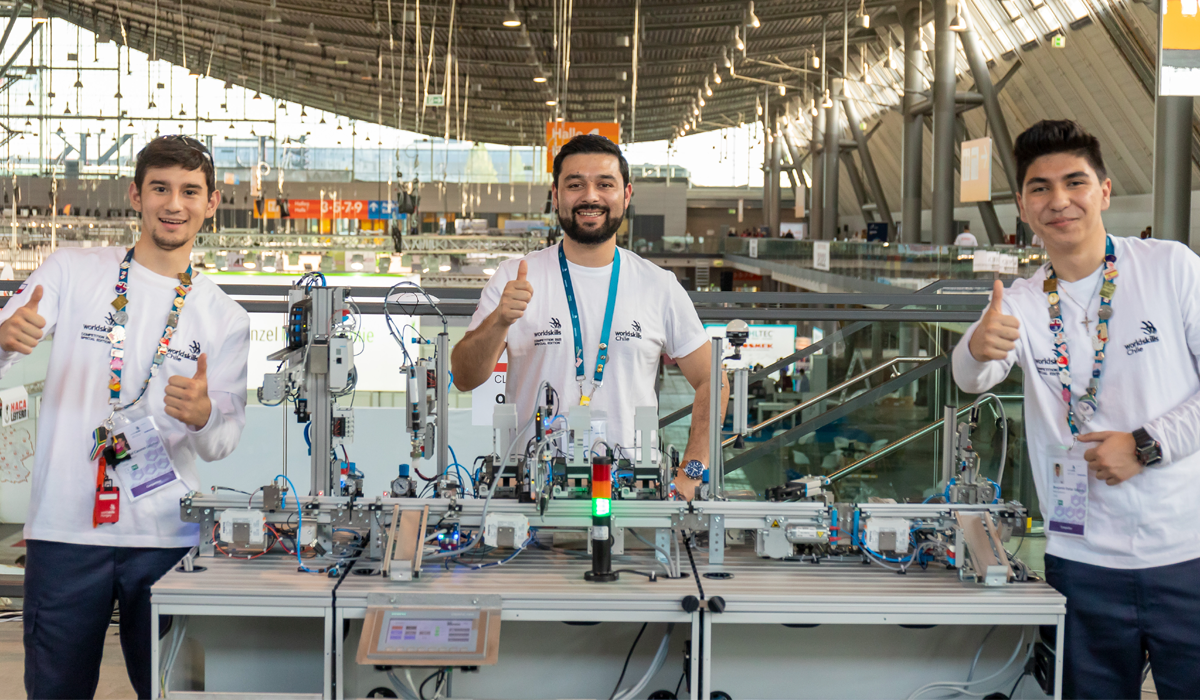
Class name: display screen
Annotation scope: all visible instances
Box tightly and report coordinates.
[378,611,478,653]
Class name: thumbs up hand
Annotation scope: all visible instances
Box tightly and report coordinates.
[969,280,1021,362]
[496,259,534,327]
[0,285,46,355]
[165,353,212,429]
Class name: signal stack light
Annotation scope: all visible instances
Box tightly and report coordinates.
[584,453,619,582]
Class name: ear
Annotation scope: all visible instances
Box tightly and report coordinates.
[1015,192,1027,224]
[128,181,142,212]
[1099,178,1112,211]
[551,184,558,211]
[624,182,633,207]
[205,189,221,219]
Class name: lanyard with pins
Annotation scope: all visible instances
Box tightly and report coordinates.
[1045,236,1117,435]
[107,247,194,413]
[558,243,621,406]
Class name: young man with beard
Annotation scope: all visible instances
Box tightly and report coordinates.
[953,120,1200,699]
[452,134,725,499]
[0,135,251,699]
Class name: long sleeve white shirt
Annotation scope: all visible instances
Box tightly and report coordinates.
[0,247,251,547]
[953,236,1200,569]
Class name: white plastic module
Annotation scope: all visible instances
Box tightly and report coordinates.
[218,509,266,548]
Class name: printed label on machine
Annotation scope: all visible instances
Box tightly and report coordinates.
[111,416,180,501]
[1046,445,1088,537]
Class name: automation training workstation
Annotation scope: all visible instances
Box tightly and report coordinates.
[146,274,1065,700]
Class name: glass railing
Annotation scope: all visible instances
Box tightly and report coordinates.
[721,238,1050,285]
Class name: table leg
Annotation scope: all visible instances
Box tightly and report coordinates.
[701,610,712,699]
[689,612,701,700]
[325,608,334,700]
[151,605,161,698]
[1054,615,1065,700]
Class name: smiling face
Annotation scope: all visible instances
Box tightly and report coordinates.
[552,152,633,246]
[1016,152,1111,254]
[129,165,220,252]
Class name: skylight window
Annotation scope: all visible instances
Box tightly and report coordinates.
[1061,0,1089,20]
[1037,5,1062,31]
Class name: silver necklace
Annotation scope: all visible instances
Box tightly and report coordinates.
[1057,275,1104,326]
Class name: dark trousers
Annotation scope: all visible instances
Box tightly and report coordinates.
[23,540,191,700]
[1045,553,1200,699]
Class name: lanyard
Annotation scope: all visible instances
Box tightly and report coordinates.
[557,243,621,406]
[107,248,193,411]
[1046,236,1117,435]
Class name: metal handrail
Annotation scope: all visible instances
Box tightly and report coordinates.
[721,356,936,449]
[826,394,1022,483]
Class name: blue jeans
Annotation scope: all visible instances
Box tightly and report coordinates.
[23,540,191,699]
[1045,553,1200,699]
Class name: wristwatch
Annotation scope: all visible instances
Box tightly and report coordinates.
[1132,427,1163,467]
[682,459,706,480]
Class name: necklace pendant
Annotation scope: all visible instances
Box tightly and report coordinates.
[111,296,127,311]
[178,272,192,286]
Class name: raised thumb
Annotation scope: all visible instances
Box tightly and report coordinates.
[25,285,43,313]
[516,259,528,282]
[194,352,208,379]
[989,280,1004,313]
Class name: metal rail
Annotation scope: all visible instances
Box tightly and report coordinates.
[721,356,936,448]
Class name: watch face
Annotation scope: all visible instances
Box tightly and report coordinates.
[683,460,705,478]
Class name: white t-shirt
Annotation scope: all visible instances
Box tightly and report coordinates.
[468,243,709,450]
[954,236,1200,569]
[954,232,979,247]
[0,247,251,548]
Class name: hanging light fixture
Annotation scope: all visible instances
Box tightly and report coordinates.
[301,106,308,117]
[755,95,763,116]
[73,75,83,89]
[179,104,186,116]
[712,64,722,84]
[858,0,871,28]
[64,102,71,115]
[502,0,522,27]
[746,1,761,28]
[148,97,157,108]
[533,73,547,83]
[31,0,47,23]
[25,95,33,106]
[810,97,818,117]
[265,0,282,23]
[305,23,321,47]
[319,113,326,124]
[734,26,744,51]
[950,3,968,31]
[822,89,833,108]
[114,89,123,99]
[705,80,712,97]
[252,91,262,100]
[778,84,786,96]
[722,47,732,68]
[811,52,820,69]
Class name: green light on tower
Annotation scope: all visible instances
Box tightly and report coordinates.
[593,498,611,518]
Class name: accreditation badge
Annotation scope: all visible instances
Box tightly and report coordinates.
[1046,443,1089,537]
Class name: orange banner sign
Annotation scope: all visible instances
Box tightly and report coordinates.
[545,122,621,173]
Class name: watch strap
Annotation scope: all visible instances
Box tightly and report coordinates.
[1132,427,1162,467]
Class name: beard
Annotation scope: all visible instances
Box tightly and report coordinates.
[558,203,625,246]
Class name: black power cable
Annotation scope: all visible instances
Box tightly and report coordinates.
[682,533,705,600]
[608,622,648,700]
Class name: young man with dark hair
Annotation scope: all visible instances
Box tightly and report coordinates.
[0,135,251,699]
[452,134,726,499]
[954,119,1200,699]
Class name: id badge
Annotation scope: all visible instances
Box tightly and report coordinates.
[111,416,180,501]
[1047,443,1089,537]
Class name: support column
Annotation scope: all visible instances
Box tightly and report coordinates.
[1152,95,1194,244]
[960,27,1019,196]
[769,120,783,235]
[762,93,773,233]
[842,152,874,226]
[781,126,805,213]
[811,107,825,239]
[931,0,956,246]
[902,7,924,243]
[842,95,895,231]
[823,79,841,240]
[977,200,1005,245]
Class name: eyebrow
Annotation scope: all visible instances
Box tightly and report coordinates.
[147,179,204,189]
[562,173,618,182]
[1026,171,1091,187]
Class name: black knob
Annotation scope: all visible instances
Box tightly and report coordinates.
[707,596,726,613]
[681,595,701,613]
